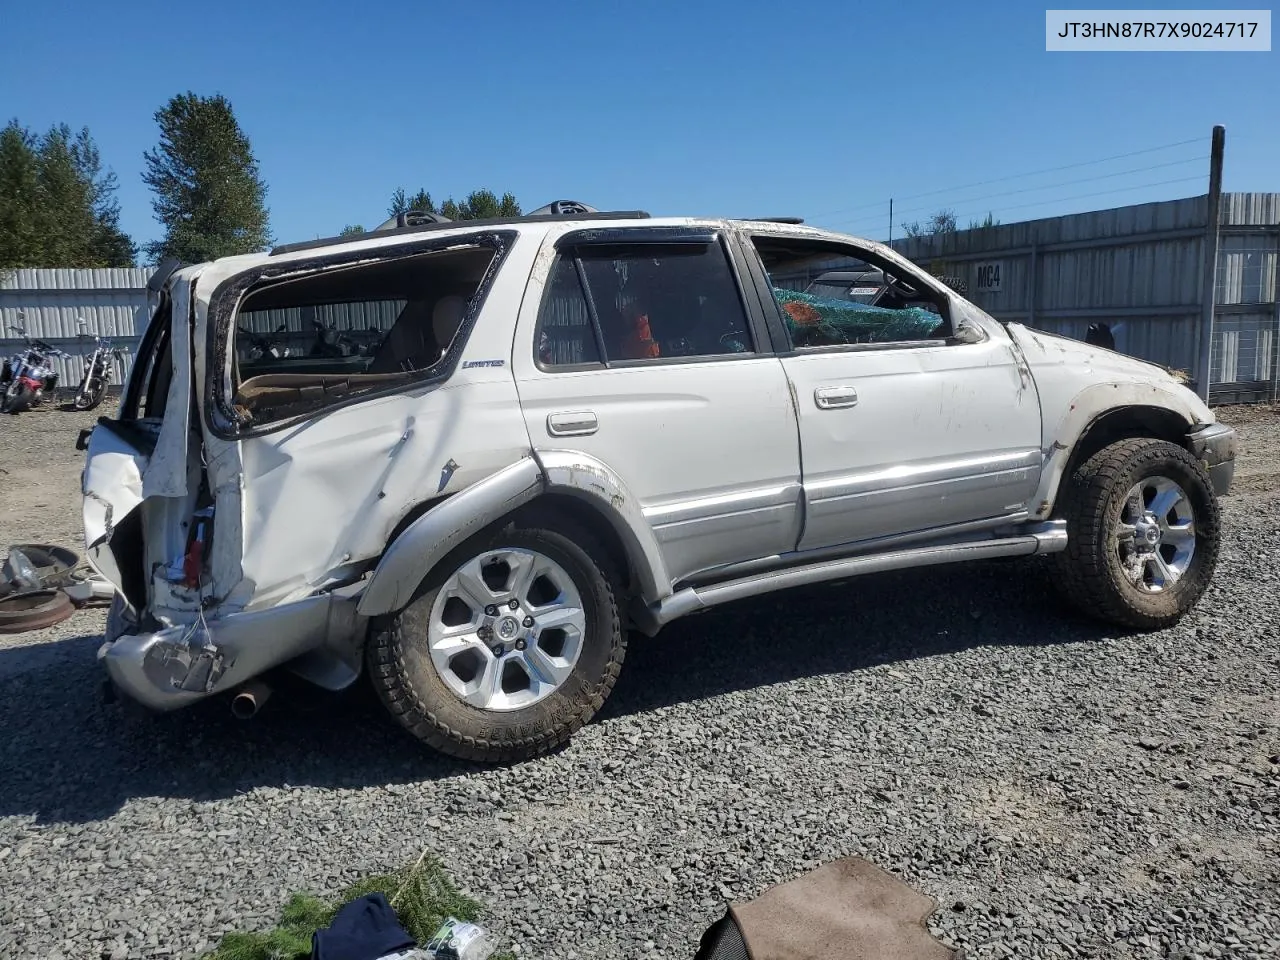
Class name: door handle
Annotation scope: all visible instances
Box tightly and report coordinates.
[547,411,598,436]
[814,386,858,409]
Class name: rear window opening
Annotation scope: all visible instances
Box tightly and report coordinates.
[230,246,496,424]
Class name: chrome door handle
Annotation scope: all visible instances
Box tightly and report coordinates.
[547,411,599,436]
[814,386,858,409]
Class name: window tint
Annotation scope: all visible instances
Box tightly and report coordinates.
[752,239,949,348]
[537,241,753,366]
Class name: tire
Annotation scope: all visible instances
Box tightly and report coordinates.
[1052,438,1221,630]
[0,589,75,634]
[1,381,32,414]
[74,374,108,411]
[366,519,626,762]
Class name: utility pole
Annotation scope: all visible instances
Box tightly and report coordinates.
[889,198,894,243]
[1196,125,1225,403]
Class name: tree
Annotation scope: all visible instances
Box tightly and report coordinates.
[966,212,1000,231]
[0,119,135,268]
[388,187,520,221]
[901,208,958,239]
[339,224,365,236]
[142,92,271,263]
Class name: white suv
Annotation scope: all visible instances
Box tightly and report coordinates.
[81,203,1236,761]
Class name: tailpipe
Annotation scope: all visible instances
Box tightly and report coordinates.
[230,680,272,720]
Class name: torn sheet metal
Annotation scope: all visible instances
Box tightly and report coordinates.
[142,266,202,499]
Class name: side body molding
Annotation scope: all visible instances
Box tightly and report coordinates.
[357,451,673,617]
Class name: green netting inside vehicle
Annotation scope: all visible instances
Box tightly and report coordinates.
[773,288,944,346]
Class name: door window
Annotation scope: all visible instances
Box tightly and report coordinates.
[751,238,951,348]
[535,241,755,367]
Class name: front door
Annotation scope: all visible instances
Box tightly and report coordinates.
[513,228,803,583]
[745,233,1043,552]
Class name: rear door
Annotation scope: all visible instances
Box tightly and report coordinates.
[743,232,1043,551]
[512,225,803,583]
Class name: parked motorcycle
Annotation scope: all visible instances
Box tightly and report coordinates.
[1,315,70,414]
[238,323,294,362]
[71,318,124,411]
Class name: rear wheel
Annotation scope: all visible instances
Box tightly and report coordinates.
[366,521,626,762]
[1053,438,1220,630]
[1,380,32,414]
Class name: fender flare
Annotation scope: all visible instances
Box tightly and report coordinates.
[1030,382,1202,518]
[356,452,672,617]
[535,448,671,603]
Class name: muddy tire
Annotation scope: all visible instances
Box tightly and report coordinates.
[0,590,75,634]
[1,381,32,414]
[1053,438,1220,630]
[366,520,626,762]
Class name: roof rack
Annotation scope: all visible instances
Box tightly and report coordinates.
[271,204,651,257]
[747,217,805,224]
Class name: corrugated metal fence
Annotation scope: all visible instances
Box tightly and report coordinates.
[4,192,1279,403]
[0,268,151,389]
[890,192,1280,403]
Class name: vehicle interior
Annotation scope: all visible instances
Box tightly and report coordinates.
[750,239,952,347]
[228,247,495,422]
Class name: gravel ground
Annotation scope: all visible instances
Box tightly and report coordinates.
[0,399,1277,960]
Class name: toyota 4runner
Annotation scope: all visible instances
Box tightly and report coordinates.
[82,202,1237,761]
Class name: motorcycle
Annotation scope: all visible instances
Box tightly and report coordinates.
[2,315,70,414]
[238,323,294,362]
[71,317,124,411]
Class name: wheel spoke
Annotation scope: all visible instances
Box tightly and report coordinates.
[430,630,482,656]
[1148,480,1184,522]
[1125,489,1145,521]
[454,557,501,609]
[505,552,541,605]
[462,653,504,709]
[532,605,585,632]
[524,645,574,688]
[1114,520,1137,543]
[1161,521,1196,550]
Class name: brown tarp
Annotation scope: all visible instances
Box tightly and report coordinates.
[703,857,962,960]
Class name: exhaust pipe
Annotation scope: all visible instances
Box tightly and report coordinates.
[231,680,272,720]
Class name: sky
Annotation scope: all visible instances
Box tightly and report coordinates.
[2,0,1276,253]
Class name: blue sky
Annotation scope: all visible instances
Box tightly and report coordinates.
[2,0,1275,252]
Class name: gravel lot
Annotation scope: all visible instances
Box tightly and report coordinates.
[1,398,1277,960]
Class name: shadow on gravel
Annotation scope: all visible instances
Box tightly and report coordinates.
[602,557,1117,719]
[0,559,1115,824]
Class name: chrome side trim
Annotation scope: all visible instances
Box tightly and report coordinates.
[806,448,1043,504]
[647,521,1067,629]
[644,483,801,528]
[681,512,1032,586]
[357,457,543,616]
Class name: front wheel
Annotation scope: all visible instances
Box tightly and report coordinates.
[74,374,108,411]
[1052,438,1221,630]
[366,521,626,762]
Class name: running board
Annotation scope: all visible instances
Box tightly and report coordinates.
[643,521,1067,631]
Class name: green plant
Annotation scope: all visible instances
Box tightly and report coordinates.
[204,852,512,960]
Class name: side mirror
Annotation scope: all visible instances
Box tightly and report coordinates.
[951,320,985,345]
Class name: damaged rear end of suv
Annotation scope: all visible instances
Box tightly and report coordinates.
[84,221,530,719]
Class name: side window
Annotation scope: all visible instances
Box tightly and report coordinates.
[230,246,495,424]
[536,241,754,367]
[751,238,950,348]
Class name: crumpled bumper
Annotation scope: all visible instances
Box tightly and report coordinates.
[1187,422,1237,496]
[99,589,365,711]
